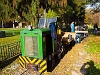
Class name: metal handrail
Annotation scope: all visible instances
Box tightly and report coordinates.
[0,41,21,61]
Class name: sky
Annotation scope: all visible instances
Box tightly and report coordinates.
[85,2,100,9]
[85,5,93,9]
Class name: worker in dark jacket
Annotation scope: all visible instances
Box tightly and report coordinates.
[94,23,98,35]
[83,23,88,37]
[83,23,88,31]
[49,22,57,41]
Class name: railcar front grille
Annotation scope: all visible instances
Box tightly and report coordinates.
[24,36,38,57]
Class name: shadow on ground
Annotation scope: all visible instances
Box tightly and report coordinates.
[48,41,75,72]
[80,60,100,75]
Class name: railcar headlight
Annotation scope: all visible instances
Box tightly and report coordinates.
[28,25,33,30]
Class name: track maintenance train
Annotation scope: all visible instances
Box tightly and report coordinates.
[18,18,72,74]
[18,17,88,74]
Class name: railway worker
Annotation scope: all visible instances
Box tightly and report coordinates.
[83,23,88,37]
[74,33,81,44]
[49,22,57,41]
[93,23,98,35]
[70,21,75,32]
[83,23,88,31]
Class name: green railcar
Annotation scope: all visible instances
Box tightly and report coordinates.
[19,17,65,74]
[19,28,57,74]
[20,28,54,59]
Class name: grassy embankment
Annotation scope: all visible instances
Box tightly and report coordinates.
[0,28,24,45]
[85,28,100,75]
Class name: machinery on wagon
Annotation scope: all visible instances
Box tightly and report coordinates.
[63,25,88,44]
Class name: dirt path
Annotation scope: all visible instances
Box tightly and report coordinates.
[50,38,91,75]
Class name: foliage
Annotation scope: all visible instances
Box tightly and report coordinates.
[85,60,100,75]
[0,0,20,21]
[0,1,9,21]
[0,0,92,27]
[84,11,92,23]
[95,63,100,69]
[24,0,39,26]
[46,9,57,18]
[67,0,86,24]
[92,12,100,25]
[85,9,100,26]
[39,0,86,24]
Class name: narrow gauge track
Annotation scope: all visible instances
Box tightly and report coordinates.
[13,68,41,75]
[0,53,21,69]
[1,41,74,75]
[13,43,74,75]
[0,41,21,69]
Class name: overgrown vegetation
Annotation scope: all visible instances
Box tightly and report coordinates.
[85,60,100,75]
[85,32,100,75]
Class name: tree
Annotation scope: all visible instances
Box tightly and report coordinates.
[45,0,69,23]
[0,0,21,28]
[24,0,39,27]
[9,0,21,28]
[67,0,86,25]
[85,0,100,25]
[46,9,57,18]
[0,1,9,28]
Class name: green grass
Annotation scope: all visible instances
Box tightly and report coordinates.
[0,28,24,36]
[0,28,24,45]
[86,42,100,54]
[86,35,100,54]
[95,63,100,69]
[0,35,20,45]
[0,28,24,31]
[85,34,100,75]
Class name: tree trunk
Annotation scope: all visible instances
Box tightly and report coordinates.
[13,20,15,28]
[2,20,4,28]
